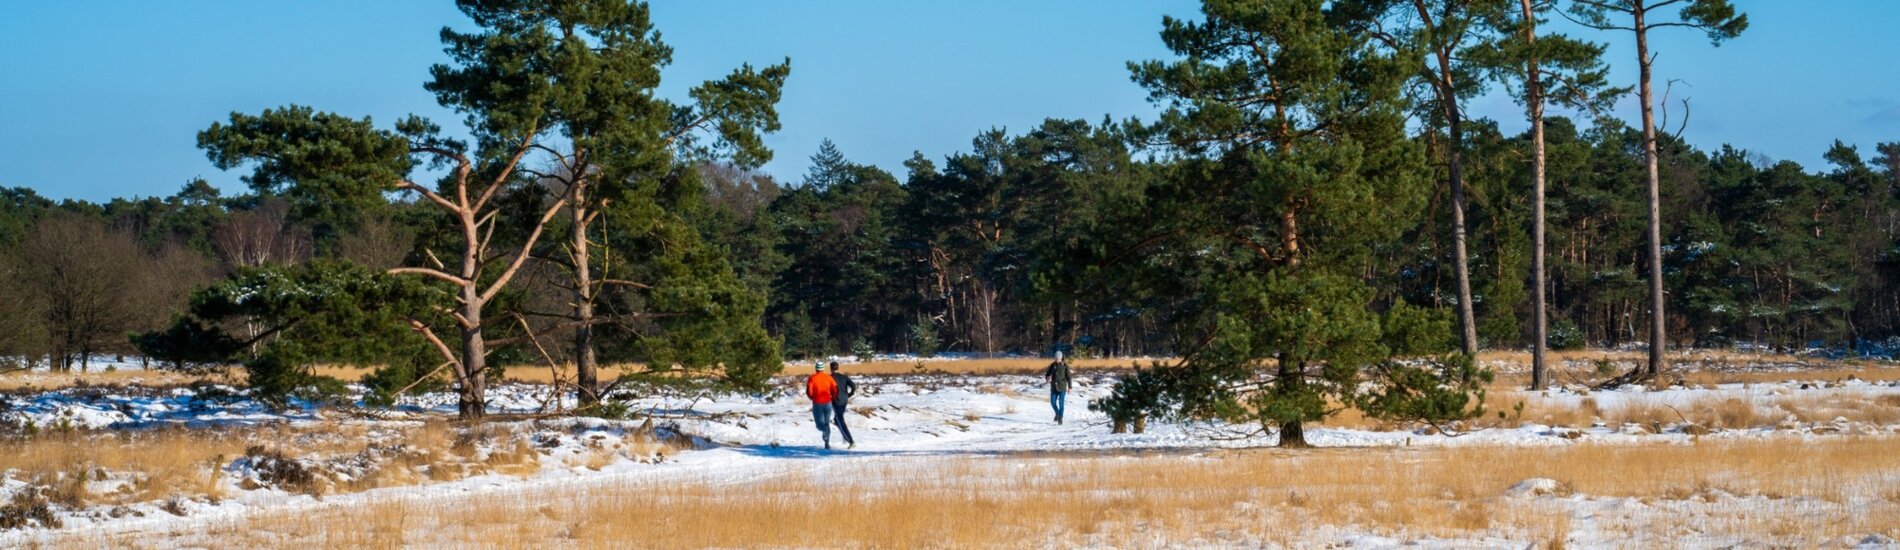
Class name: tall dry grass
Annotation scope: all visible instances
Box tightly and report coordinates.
[811,357,1144,376]
[53,437,1900,548]
[0,427,246,509]
[0,421,600,518]
[1463,389,1900,431]
[1481,349,1900,389]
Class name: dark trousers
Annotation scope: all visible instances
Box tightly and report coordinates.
[832,402,855,445]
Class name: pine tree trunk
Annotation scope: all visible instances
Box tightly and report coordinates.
[459,290,488,421]
[458,209,489,421]
[1276,356,1310,448]
[572,181,600,407]
[1280,203,1301,268]
[1411,0,1478,357]
[1279,420,1309,448]
[1635,5,1668,378]
[1441,64,1479,358]
[1523,0,1550,391]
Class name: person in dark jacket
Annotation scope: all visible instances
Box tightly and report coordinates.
[1044,351,1072,424]
[828,361,857,449]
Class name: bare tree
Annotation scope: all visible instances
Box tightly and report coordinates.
[0,251,46,371]
[700,162,782,221]
[17,214,142,370]
[336,213,417,270]
[211,199,312,271]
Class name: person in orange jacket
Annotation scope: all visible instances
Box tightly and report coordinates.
[805,361,838,449]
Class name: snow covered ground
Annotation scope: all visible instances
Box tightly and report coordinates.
[2,369,1898,546]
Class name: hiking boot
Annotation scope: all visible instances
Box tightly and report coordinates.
[848,442,857,450]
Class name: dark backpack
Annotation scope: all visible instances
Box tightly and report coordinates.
[1047,361,1072,391]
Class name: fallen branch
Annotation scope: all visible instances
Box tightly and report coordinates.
[1593,365,1653,390]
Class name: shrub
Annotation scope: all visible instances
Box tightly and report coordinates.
[0,488,61,530]
[1548,318,1585,350]
[909,319,939,358]
[1092,367,1165,434]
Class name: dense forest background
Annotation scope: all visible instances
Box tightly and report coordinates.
[2,120,1895,369]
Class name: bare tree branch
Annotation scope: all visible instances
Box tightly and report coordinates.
[479,194,572,305]
[408,320,464,378]
[387,267,464,286]
[474,122,544,212]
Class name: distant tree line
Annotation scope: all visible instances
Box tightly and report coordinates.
[689,123,1900,360]
[1,1,1895,435]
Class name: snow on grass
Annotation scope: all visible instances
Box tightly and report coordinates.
[1,369,1898,545]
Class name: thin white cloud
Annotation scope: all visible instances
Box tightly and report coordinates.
[1862,105,1900,125]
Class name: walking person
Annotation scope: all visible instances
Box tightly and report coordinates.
[1044,351,1072,424]
[805,361,837,449]
[828,361,857,449]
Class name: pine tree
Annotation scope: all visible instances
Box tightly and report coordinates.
[1114,0,1487,446]
[1567,0,1746,381]
[768,143,909,351]
[1391,0,1497,357]
[1470,0,1622,389]
[136,260,448,405]
[434,1,790,407]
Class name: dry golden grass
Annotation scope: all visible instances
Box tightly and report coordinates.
[1481,350,1900,389]
[1467,388,1900,432]
[0,421,582,515]
[50,437,1900,548]
[0,369,220,391]
[1478,348,1822,368]
[349,356,1143,383]
[801,357,1146,376]
[0,427,245,509]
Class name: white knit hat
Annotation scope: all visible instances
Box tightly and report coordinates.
[1055,350,1064,362]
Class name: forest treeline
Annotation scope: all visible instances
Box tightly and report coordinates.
[0,0,1894,436]
[4,120,1895,365]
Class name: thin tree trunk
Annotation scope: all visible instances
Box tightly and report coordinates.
[1418,1,1480,357]
[1635,5,1668,378]
[1280,202,1301,268]
[1522,0,1550,391]
[1443,70,1479,357]
[572,180,600,406]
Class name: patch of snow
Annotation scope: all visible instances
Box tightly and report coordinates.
[1504,478,1566,498]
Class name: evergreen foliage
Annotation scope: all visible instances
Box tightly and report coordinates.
[136,260,447,405]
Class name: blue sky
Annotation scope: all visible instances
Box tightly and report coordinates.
[2,1,1895,203]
